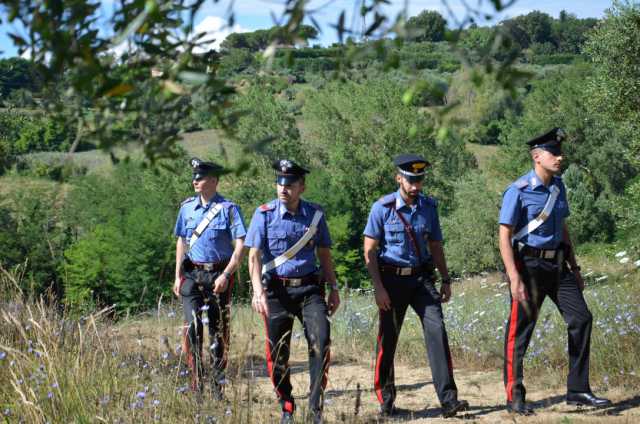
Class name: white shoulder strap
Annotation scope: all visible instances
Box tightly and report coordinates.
[262,210,323,274]
[513,185,559,241]
[189,202,225,249]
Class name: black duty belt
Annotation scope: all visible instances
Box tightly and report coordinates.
[380,262,434,276]
[272,274,320,288]
[191,261,228,272]
[517,244,559,260]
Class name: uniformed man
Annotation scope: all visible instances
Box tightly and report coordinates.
[363,154,468,418]
[245,159,340,424]
[173,158,247,396]
[499,128,611,415]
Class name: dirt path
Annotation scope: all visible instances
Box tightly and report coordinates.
[248,347,640,423]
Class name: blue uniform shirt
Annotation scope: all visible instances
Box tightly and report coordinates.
[499,169,570,249]
[174,193,247,263]
[363,190,443,267]
[244,199,332,277]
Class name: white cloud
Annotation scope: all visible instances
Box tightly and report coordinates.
[192,15,250,52]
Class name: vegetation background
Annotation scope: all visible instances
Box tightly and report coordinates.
[0,0,639,421]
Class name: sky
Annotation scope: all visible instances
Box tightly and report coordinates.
[0,0,614,58]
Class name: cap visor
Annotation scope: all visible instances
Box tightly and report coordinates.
[541,145,562,156]
[276,175,300,185]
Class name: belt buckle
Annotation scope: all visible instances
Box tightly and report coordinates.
[203,263,214,271]
[543,250,555,259]
[399,267,412,276]
[288,278,303,287]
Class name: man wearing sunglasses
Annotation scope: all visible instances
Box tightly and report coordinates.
[173,157,246,397]
[363,154,468,418]
[499,128,610,415]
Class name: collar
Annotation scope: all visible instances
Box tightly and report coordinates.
[394,190,421,210]
[528,169,558,191]
[278,199,307,217]
[195,192,223,210]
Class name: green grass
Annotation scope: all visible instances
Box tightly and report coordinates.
[1,252,638,422]
[17,129,243,176]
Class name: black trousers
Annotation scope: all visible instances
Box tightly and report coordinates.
[180,268,233,391]
[263,282,330,414]
[503,256,593,403]
[374,270,458,410]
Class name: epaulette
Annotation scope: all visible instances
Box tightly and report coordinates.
[180,196,197,206]
[512,178,529,190]
[259,201,276,212]
[378,193,396,207]
[305,200,324,212]
[424,195,438,207]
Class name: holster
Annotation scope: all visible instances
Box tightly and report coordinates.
[261,273,272,290]
[181,255,194,273]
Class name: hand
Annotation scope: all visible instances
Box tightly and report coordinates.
[173,277,182,297]
[509,273,528,304]
[213,273,229,294]
[251,291,269,316]
[574,269,585,291]
[440,283,452,303]
[375,287,392,311]
[327,289,340,316]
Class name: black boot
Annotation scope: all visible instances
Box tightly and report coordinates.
[566,392,611,407]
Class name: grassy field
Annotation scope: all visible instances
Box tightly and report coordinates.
[1,249,638,423]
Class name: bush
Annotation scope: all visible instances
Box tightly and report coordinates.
[441,171,502,274]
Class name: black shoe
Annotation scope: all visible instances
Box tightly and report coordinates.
[210,382,224,401]
[442,399,469,418]
[506,400,535,416]
[566,392,612,407]
[379,405,397,417]
[310,410,323,424]
[280,411,294,424]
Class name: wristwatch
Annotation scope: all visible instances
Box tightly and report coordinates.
[571,265,581,272]
[223,271,231,281]
[441,277,452,285]
[327,281,339,291]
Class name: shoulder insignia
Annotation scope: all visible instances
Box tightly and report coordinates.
[259,201,276,212]
[378,193,396,207]
[424,196,438,207]
[305,201,324,212]
[180,196,196,206]
[513,178,529,189]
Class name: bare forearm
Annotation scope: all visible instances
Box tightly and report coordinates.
[562,224,578,268]
[248,248,264,293]
[175,238,186,279]
[364,241,383,290]
[428,240,449,280]
[318,248,337,284]
[499,225,519,279]
[223,238,245,275]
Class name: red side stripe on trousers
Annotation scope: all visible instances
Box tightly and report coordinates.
[374,311,385,404]
[505,300,519,402]
[262,315,294,413]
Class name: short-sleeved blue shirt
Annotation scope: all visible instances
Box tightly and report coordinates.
[499,169,570,249]
[174,193,247,263]
[363,190,442,267]
[244,199,332,278]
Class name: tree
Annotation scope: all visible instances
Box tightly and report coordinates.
[406,10,447,42]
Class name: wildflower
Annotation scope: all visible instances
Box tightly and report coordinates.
[200,305,210,311]
[202,317,209,325]
[167,311,176,318]
[99,395,110,406]
[136,391,146,399]
[162,352,170,360]
[615,251,627,258]
[152,399,160,406]
[619,257,630,264]
[0,351,6,360]
[3,409,11,416]
[47,392,54,399]
[51,382,58,389]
